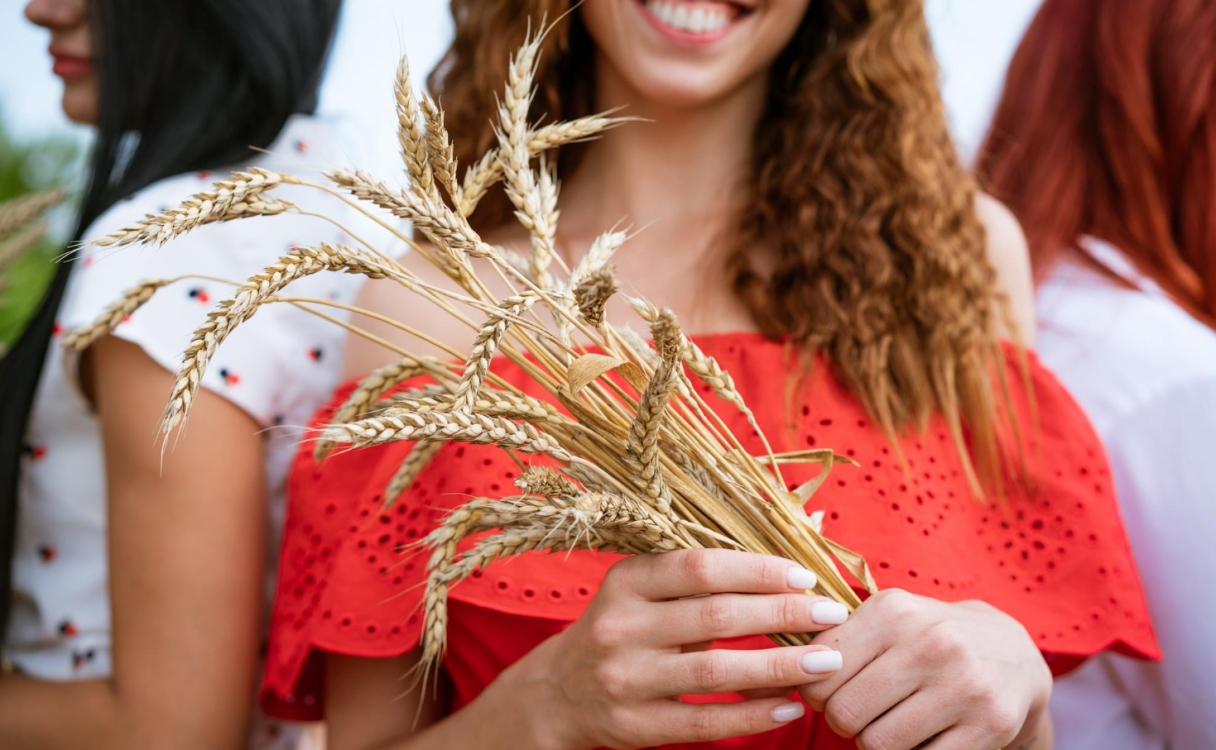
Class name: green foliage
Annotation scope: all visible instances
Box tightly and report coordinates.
[0,113,80,350]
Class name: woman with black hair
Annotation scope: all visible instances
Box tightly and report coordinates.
[0,0,356,747]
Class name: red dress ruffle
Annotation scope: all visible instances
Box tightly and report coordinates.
[260,334,1159,748]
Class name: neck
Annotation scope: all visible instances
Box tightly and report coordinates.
[558,57,767,255]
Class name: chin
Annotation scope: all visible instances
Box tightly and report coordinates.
[61,83,98,125]
[620,66,740,109]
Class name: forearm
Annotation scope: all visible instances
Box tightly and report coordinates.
[329,649,578,750]
[378,686,562,750]
[0,674,124,749]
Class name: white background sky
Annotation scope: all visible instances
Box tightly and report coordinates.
[0,0,1043,176]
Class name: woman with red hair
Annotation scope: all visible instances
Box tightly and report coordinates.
[979,0,1216,748]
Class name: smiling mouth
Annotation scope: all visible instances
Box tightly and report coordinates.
[637,0,751,39]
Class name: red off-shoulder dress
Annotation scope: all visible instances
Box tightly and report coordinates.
[261,334,1159,748]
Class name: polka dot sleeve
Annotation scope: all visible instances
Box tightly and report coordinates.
[56,168,362,430]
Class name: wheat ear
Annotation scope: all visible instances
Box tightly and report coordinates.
[320,410,571,460]
[451,294,539,412]
[162,244,389,433]
[91,169,292,248]
[392,387,566,425]
[0,221,47,272]
[420,95,461,207]
[565,230,626,292]
[515,466,581,497]
[314,355,448,461]
[0,190,61,242]
[385,441,445,508]
[61,278,171,351]
[573,265,618,327]
[395,57,436,198]
[625,310,683,514]
[325,169,491,275]
[421,518,637,670]
[458,116,628,218]
[230,243,388,317]
[494,32,560,290]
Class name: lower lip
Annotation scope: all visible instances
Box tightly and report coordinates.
[635,1,744,46]
[52,56,93,78]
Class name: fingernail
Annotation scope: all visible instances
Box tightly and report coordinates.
[786,566,818,590]
[771,701,806,723]
[801,650,843,674]
[810,601,849,625]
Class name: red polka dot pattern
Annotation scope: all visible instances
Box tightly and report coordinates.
[261,334,1158,742]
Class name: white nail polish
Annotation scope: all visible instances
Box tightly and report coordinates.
[801,650,843,674]
[811,601,849,625]
[787,567,818,590]
[771,701,806,723]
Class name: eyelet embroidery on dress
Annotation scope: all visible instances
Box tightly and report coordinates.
[260,338,1161,721]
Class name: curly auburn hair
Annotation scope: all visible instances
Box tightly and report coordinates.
[429,0,1008,492]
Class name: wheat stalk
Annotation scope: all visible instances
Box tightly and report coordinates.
[392,386,566,425]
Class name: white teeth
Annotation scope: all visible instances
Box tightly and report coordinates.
[644,1,733,35]
[673,4,691,29]
[690,7,708,32]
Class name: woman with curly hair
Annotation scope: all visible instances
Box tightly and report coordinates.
[259,1,1158,748]
[979,0,1216,747]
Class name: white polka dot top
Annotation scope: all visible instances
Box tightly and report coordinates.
[4,115,378,748]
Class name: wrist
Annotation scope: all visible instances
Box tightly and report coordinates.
[481,634,586,750]
[1016,656,1053,748]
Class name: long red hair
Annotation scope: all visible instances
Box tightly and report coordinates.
[977,0,1216,328]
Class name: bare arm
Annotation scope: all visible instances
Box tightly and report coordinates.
[977,193,1036,346]
[324,650,544,750]
[0,337,267,749]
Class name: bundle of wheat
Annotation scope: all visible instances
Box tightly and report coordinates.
[65,29,875,675]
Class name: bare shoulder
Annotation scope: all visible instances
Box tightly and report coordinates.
[341,244,476,380]
[340,224,533,380]
[975,193,1036,346]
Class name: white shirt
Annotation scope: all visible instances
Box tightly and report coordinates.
[1037,238,1216,750]
[4,115,369,749]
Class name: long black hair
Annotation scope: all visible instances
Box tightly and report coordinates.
[0,0,343,645]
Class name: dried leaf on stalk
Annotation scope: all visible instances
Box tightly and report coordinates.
[567,354,648,395]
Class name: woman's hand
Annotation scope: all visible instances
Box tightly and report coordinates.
[799,589,1053,750]
[488,549,851,750]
